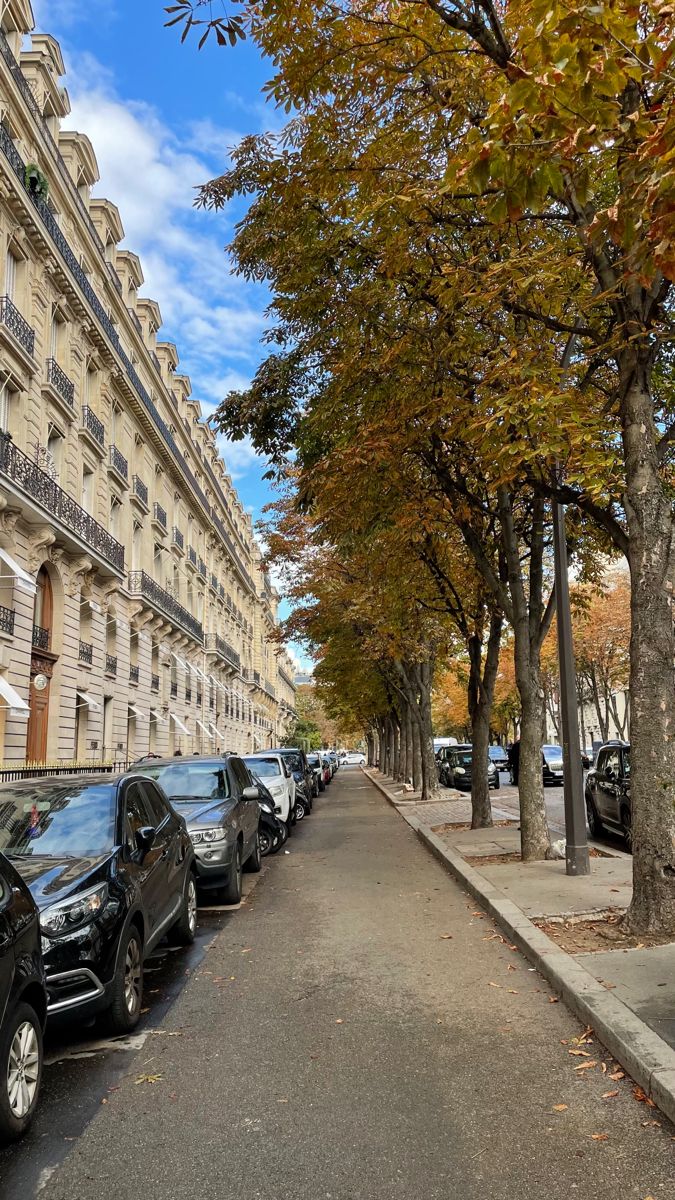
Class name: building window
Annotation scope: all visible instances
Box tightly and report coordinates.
[5,250,17,300]
[50,308,65,362]
[82,464,94,513]
[110,494,122,539]
[0,377,17,434]
[46,422,64,479]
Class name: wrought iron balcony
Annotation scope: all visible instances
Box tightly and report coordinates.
[127,570,204,643]
[0,435,125,572]
[170,680,178,699]
[172,527,184,550]
[82,406,105,448]
[198,558,207,579]
[153,503,167,530]
[129,664,139,683]
[188,546,197,566]
[206,634,241,670]
[278,665,296,690]
[32,624,50,651]
[109,445,128,480]
[151,673,160,692]
[152,351,161,373]
[46,358,75,408]
[0,603,15,636]
[79,640,93,664]
[219,583,225,599]
[0,295,35,356]
[264,679,276,699]
[105,654,117,676]
[132,476,148,506]
[210,573,218,591]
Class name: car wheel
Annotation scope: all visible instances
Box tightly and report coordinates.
[585,795,603,837]
[286,814,293,838]
[295,797,307,821]
[620,804,633,853]
[492,775,500,790]
[245,830,262,873]
[221,841,243,904]
[171,871,198,945]
[318,778,325,792]
[259,826,273,856]
[0,1001,43,1143]
[107,925,144,1034]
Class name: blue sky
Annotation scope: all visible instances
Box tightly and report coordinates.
[31,1,309,667]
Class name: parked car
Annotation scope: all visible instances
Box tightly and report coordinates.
[343,751,366,765]
[0,851,47,1142]
[327,751,339,774]
[321,754,333,784]
[243,753,295,832]
[252,780,288,856]
[436,744,471,781]
[439,747,500,791]
[488,745,509,771]
[542,744,565,785]
[133,755,261,904]
[271,748,315,811]
[585,740,632,849]
[0,773,197,1034]
[307,752,327,793]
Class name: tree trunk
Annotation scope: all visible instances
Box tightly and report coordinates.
[404,703,413,786]
[366,730,375,767]
[621,371,675,934]
[467,610,502,828]
[411,712,423,792]
[416,661,439,802]
[393,716,402,781]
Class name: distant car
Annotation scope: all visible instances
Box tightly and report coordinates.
[243,753,295,832]
[271,748,315,810]
[0,851,47,1142]
[134,755,261,904]
[320,754,332,785]
[307,752,327,792]
[542,744,564,785]
[343,751,366,766]
[0,772,197,1033]
[585,741,632,850]
[327,751,339,773]
[439,747,499,791]
[488,745,509,771]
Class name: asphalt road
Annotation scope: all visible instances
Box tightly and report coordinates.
[18,768,675,1198]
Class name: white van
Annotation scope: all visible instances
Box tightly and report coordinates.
[244,752,296,830]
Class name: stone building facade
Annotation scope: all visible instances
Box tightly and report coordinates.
[0,3,296,764]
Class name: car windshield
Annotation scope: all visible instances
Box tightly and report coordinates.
[488,747,503,759]
[244,758,281,779]
[0,782,117,857]
[623,748,631,777]
[455,752,473,767]
[543,745,563,761]
[284,753,303,772]
[307,755,321,766]
[135,762,230,802]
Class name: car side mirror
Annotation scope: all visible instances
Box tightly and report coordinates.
[242,785,260,801]
[135,826,156,855]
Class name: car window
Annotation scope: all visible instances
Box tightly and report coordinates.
[244,758,281,778]
[595,749,608,774]
[0,782,117,857]
[604,749,621,779]
[124,783,156,851]
[230,758,253,793]
[622,748,631,778]
[455,752,473,766]
[139,780,170,827]
[543,746,562,761]
[284,752,303,772]
[134,762,230,802]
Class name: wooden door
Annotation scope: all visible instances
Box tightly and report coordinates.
[26,680,50,763]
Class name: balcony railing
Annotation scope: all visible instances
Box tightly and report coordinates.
[132,475,148,506]
[0,434,125,572]
[219,583,225,600]
[185,687,192,703]
[188,545,197,566]
[129,664,139,683]
[198,558,207,578]
[153,503,167,530]
[109,445,128,480]
[278,666,296,690]
[105,654,117,676]
[210,573,218,591]
[0,603,15,636]
[264,679,276,699]
[151,673,160,692]
[172,527,184,550]
[207,634,240,670]
[0,295,35,355]
[82,406,105,447]
[46,358,75,408]
[127,570,204,643]
[170,680,178,698]
[32,624,49,650]
[79,640,93,664]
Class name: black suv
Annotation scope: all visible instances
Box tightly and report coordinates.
[0,851,47,1142]
[0,772,196,1032]
[585,741,631,849]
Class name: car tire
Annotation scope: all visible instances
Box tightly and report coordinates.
[170,871,198,946]
[259,827,273,856]
[492,775,500,790]
[585,795,603,837]
[220,841,243,904]
[318,778,325,793]
[620,804,633,853]
[107,924,144,1034]
[295,797,307,821]
[0,1001,43,1143]
[245,830,262,873]
[286,815,293,838]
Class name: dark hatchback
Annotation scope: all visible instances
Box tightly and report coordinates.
[439,747,500,791]
[0,773,197,1032]
[585,741,632,849]
[0,851,47,1142]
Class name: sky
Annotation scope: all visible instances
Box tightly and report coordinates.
[31,1,311,670]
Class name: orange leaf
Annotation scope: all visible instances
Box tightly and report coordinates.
[591,1133,608,1141]
[552,1104,568,1112]
[601,1090,619,1099]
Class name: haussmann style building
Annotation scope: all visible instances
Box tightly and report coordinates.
[0,2,297,766]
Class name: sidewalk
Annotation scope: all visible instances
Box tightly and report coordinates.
[365,768,675,1124]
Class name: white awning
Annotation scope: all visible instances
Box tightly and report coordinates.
[128,704,146,719]
[193,666,210,683]
[76,690,101,712]
[170,712,190,735]
[150,708,167,724]
[209,722,226,740]
[196,719,214,739]
[171,652,187,670]
[0,675,29,716]
[0,548,35,595]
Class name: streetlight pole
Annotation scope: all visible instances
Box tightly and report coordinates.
[554,332,591,876]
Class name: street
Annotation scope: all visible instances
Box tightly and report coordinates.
[8,767,672,1200]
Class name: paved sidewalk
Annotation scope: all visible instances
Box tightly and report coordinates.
[367,768,675,1122]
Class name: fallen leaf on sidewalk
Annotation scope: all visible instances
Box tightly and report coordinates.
[277,1098,289,1103]
[574,1061,598,1072]
[439,934,453,940]
[241,948,252,954]
[633,1086,656,1107]
[135,1074,163,1085]
[549,996,559,1003]
[488,982,503,988]
[552,1104,568,1112]
[591,1133,608,1141]
[335,1019,344,1024]
[609,1070,625,1081]
[569,1049,592,1058]
[601,1090,619,1099]
[507,989,519,994]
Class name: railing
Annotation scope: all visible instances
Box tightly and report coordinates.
[78,640,93,664]
[0,434,125,571]
[46,358,75,408]
[172,526,184,550]
[105,653,117,676]
[264,679,276,699]
[0,603,15,636]
[207,634,241,670]
[82,406,105,447]
[0,761,130,783]
[129,664,139,683]
[151,351,161,373]
[132,475,148,506]
[0,294,35,355]
[109,445,128,480]
[188,545,197,566]
[198,558,207,579]
[107,262,123,294]
[219,583,225,599]
[210,573,218,591]
[153,503,167,530]
[278,666,295,689]
[32,624,49,650]
[127,570,204,643]
[170,680,177,698]
[151,673,159,691]
[128,308,142,333]
[196,691,202,707]
[185,687,192,703]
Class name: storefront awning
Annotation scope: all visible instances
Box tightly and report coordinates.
[171,652,187,670]
[150,708,167,724]
[196,719,214,739]
[0,547,36,595]
[169,712,190,735]
[76,690,101,711]
[128,704,146,719]
[209,723,226,740]
[0,675,29,716]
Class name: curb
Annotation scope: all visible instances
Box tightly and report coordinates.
[363,767,675,1126]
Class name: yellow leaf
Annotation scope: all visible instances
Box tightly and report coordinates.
[552,1104,568,1112]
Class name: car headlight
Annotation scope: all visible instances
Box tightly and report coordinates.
[40,882,109,938]
[454,767,466,775]
[190,827,227,845]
